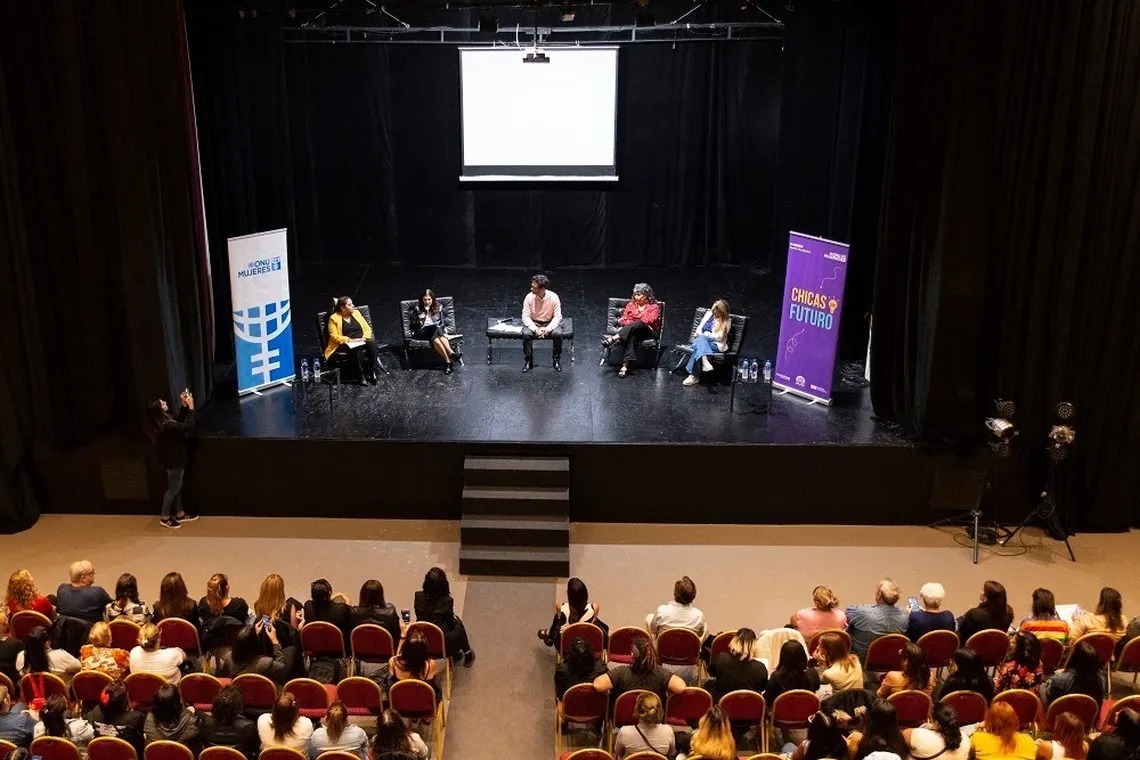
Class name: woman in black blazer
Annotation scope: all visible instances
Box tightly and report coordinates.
[408,289,460,374]
[413,567,475,666]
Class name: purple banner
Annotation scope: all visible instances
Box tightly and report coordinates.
[773,231,850,404]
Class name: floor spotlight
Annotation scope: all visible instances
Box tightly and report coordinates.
[985,399,1017,457]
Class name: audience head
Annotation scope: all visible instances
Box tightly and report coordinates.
[812,585,840,611]
[1053,712,1087,760]
[422,567,450,600]
[633,692,664,726]
[1067,641,1104,699]
[69,560,95,586]
[212,685,245,726]
[399,631,430,676]
[6,570,37,610]
[710,299,730,323]
[816,632,852,667]
[99,681,130,719]
[857,700,907,759]
[40,694,69,737]
[9,749,29,760]
[419,289,438,312]
[271,693,299,739]
[1032,588,1058,620]
[0,686,10,714]
[88,622,112,648]
[983,702,1020,751]
[630,636,659,675]
[324,701,348,742]
[157,571,191,616]
[566,577,589,618]
[231,625,260,665]
[1096,587,1124,629]
[919,582,946,610]
[1008,631,1042,669]
[138,623,161,651]
[1088,734,1128,760]
[804,711,849,760]
[206,573,230,615]
[775,640,809,675]
[729,628,759,662]
[673,576,697,605]
[114,573,140,605]
[691,705,735,759]
[373,709,414,755]
[358,579,386,608]
[1115,708,1140,750]
[980,580,1010,617]
[875,578,901,606]
[632,283,656,303]
[25,626,51,673]
[929,703,963,751]
[901,642,930,688]
[254,574,286,620]
[151,684,183,726]
[564,637,597,678]
[146,400,169,434]
[530,274,550,294]
[951,647,986,682]
[310,578,333,605]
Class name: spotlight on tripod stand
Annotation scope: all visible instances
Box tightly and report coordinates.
[985,399,1018,457]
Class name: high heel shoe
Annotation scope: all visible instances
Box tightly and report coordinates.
[445,363,453,375]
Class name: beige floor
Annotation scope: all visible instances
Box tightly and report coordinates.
[3,515,1138,760]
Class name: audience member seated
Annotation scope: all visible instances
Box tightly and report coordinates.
[816,630,864,693]
[1087,734,1127,760]
[387,631,439,696]
[613,691,675,760]
[957,581,1014,642]
[198,573,249,630]
[371,709,429,760]
[601,283,663,377]
[129,623,185,684]
[1041,641,1105,707]
[993,632,1045,693]
[144,684,201,753]
[0,684,35,747]
[646,575,706,638]
[304,578,354,650]
[906,582,955,642]
[1070,587,1126,642]
[200,685,258,760]
[903,703,970,760]
[254,574,301,631]
[80,622,130,680]
[539,577,601,649]
[847,700,908,760]
[933,648,994,702]
[878,642,932,697]
[1037,712,1088,760]
[257,694,312,753]
[215,624,292,687]
[554,637,606,701]
[971,702,1036,760]
[17,626,80,682]
[846,578,909,658]
[105,574,151,624]
[679,705,735,760]
[1113,710,1140,757]
[414,567,475,666]
[790,586,848,642]
[763,640,821,707]
[0,613,23,686]
[593,636,686,703]
[152,572,200,628]
[787,710,849,760]
[351,580,403,652]
[34,694,94,754]
[55,561,111,624]
[704,627,768,702]
[6,570,54,618]
[308,701,367,760]
[85,681,146,756]
[1017,588,1069,644]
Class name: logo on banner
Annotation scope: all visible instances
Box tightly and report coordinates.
[233,300,293,387]
[236,256,283,279]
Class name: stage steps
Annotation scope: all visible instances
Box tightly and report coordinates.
[460,455,569,577]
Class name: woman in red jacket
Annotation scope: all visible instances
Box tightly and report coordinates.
[6,570,54,617]
[601,283,662,377]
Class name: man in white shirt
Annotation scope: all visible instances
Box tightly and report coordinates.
[521,274,564,373]
[646,576,707,638]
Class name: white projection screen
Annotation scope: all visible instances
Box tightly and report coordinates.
[459,47,619,182]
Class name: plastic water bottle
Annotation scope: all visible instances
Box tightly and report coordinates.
[763,359,772,383]
[739,358,749,382]
[300,359,309,383]
[313,357,322,380]
[749,359,759,383]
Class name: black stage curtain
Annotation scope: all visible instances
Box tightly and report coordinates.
[0,1,212,528]
[872,2,1140,530]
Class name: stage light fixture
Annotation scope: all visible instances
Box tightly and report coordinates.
[1047,401,1075,462]
[478,14,498,33]
[985,399,1017,457]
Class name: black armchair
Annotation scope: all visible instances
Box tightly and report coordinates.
[399,297,464,368]
[314,305,388,381]
[671,307,749,382]
[598,297,667,369]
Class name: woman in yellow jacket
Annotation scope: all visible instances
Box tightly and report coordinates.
[324,296,380,384]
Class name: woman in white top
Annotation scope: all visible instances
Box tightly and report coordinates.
[16,627,81,683]
[903,704,970,760]
[128,623,185,684]
[537,577,600,648]
[307,702,367,760]
[1035,712,1088,760]
[257,693,313,752]
[683,299,731,386]
[34,694,95,757]
[613,692,675,760]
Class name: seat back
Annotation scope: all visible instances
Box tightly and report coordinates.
[888,689,933,728]
[613,689,654,729]
[1116,638,1140,675]
[720,689,766,725]
[257,749,307,760]
[965,630,1012,670]
[404,622,447,660]
[1101,694,1140,731]
[806,629,851,655]
[0,739,16,760]
[335,677,383,716]
[88,736,139,760]
[992,689,1042,731]
[686,308,748,358]
[284,678,333,717]
[560,683,608,724]
[124,672,167,711]
[1040,638,1066,674]
[300,621,345,659]
[200,748,246,760]
[916,629,959,669]
[606,627,648,665]
[315,753,362,760]
[1043,693,1099,733]
[0,673,12,694]
[156,619,201,656]
[144,743,194,760]
[350,624,394,663]
[109,620,141,651]
[72,670,114,707]
[231,673,279,713]
[388,679,438,723]
[939,690,989,725]
[400,297,458,342]
[624,753,668,760]
[11,611,52,641]
[563,751,614,760]
[178,673,224,712]
[770,690,820,728]
[1066,633,1116,669]
[666,687,713,727]
[710,630,738,662]
[864,634,910,674]
[30,737,82,760]
[560,623,605,661]
[19,672,69,704]
[656,628,701,666]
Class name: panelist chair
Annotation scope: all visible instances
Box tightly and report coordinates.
[314,305,389,382]
[671,306,749,383]
[398,297,464,369]
[598,298,667,369]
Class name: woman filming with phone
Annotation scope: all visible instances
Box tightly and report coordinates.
[146,389,200,530]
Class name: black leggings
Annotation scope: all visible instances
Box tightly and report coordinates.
[333,339,379,381]
[612,320,657,362]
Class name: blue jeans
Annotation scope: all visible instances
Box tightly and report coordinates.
[686,335,719,374]
[162,467,184,518]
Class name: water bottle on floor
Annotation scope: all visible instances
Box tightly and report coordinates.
[739,358,749,382]
[314,358,322,380]
[749,358,759,382]
[300,359,309,383]
[763,359,772,383]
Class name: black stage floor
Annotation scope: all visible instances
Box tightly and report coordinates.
[200,266,901,446]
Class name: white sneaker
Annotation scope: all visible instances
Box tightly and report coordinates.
[683,374,699,386]
[701,356,713,372]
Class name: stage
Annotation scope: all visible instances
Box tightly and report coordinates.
[184,266,930,525]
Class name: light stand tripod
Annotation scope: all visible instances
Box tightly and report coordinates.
[929,451,1000,565]
[998,458,1076,561]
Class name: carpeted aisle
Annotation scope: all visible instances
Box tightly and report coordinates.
[445,578,557,760]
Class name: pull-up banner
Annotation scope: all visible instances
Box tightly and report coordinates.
[227,229,294,395]
[773,231,850,405]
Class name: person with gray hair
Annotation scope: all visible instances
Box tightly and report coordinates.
[845,578,909,657]
[906,582,956,642]
[54,560,112,623]
[601,283,662,377]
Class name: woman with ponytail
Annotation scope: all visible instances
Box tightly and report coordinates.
[197,573,249,628]
[307,702,368,760]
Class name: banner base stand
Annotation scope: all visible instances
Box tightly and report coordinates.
[238,379,294,399]
[773,383,832,407]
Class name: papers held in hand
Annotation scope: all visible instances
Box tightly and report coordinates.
[346,339,367,348]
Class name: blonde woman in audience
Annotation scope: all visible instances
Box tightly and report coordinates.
[307,702,367,760]
[705,627,768,701]
[1070,587,1126,641]
[816,630,864,692]
[370,709,429,760]
[257,693,312,752]
[1036,712,1088,760]
[613,691,675,760]
[80,622,130,679]
[680,705,735,760]
[198,573,249,628]
[105,573,152,624]
[791,585,847,641]
[971,701,1036,760]
[6,570,54,617]
[129,623,185,684]
[877,642,932,697]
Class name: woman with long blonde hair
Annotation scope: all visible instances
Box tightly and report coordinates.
[815,631,864,691]
[6,570,53,617]
[198,573,249,627]
[683,299,731,386]
[253,574,286,623]
[683,705,735,760]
